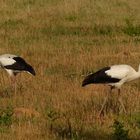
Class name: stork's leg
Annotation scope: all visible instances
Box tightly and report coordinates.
[98,95,108,117]
[14,76,17,95]
[10,76,17,95]
[98,86,113,117]
[118,89,126,113]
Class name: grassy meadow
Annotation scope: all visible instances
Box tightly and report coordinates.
[0,0,140,139]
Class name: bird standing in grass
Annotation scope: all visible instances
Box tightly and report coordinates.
[0,54,35,94]
[82,64,140,117]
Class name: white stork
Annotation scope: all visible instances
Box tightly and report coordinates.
[0,54,35,93]
[82,64,140,116]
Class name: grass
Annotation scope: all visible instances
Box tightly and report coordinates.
[0,0,139,139]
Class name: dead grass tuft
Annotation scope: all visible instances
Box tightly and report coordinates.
[13,107,40,118]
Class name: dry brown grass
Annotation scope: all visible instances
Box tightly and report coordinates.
[0,0,139,139]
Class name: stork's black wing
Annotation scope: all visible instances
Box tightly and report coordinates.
[4,57,35,75]
[82,67,121,87]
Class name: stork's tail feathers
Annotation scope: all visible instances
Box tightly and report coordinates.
[82,73,95,87]
[26,64,36,76]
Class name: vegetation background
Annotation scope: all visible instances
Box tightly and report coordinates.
[0,0,139,139]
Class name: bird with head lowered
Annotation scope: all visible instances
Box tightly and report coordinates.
[82,64,140,117]
[0,54,35,94]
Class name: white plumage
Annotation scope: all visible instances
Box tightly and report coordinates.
[82,64,140,117]
[105,64,140,88]
[0,57,15,66]
[0,54,17,76]
[0,54,35,76]
[105,65,133,79]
